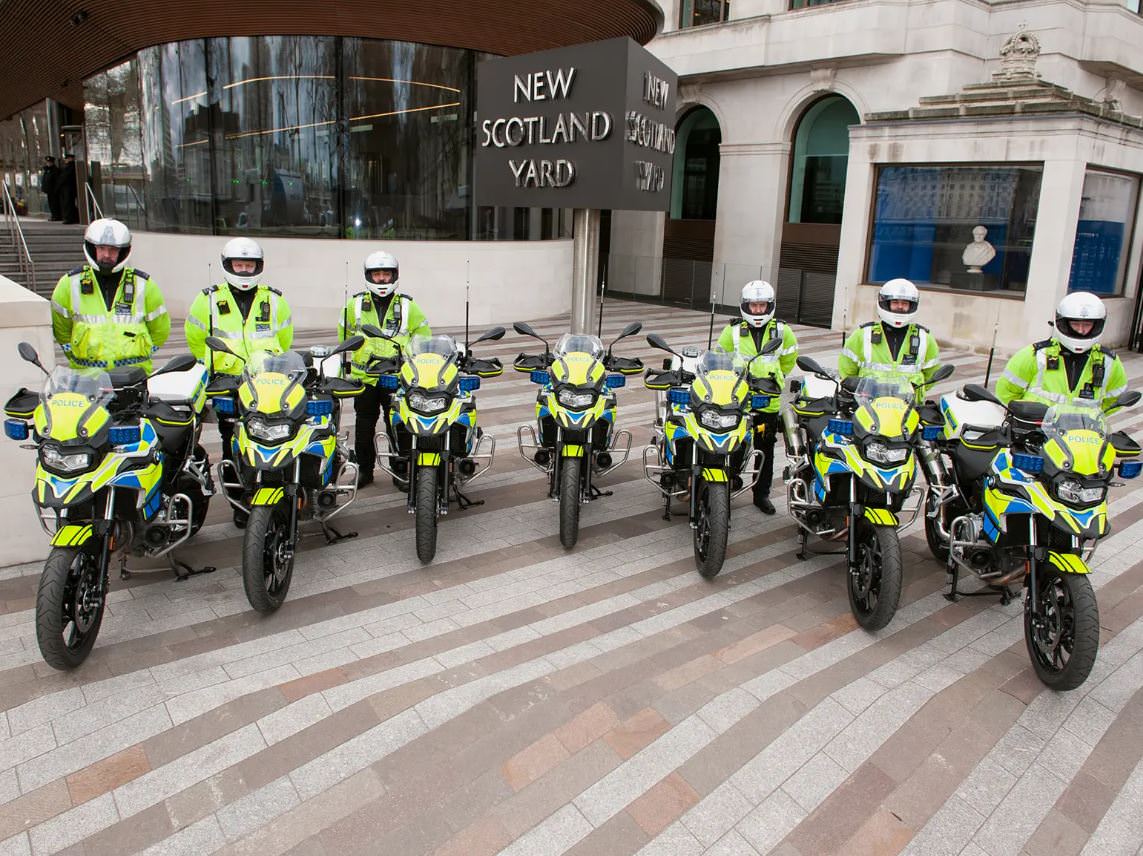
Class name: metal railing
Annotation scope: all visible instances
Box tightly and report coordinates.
[1,182,37,291]
[84,182,104,222]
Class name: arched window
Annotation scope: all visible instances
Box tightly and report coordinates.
[787,95,859,225]
[670,107,720,220]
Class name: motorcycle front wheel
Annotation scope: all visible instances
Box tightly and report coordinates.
[243,505,295,613]
[559,457,582,549]
[694,479,730,579]
[415,466,440,564]
[848,521,903,631]
[1026,565,1099,691]
[36,546,105,670]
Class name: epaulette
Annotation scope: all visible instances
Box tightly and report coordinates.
[1100,346,1116,360]
[264,286,283,296]
[859,321,877,329]
[1032,339,1054,351]
[204,284,220,294]
[132,269,150,280]
[68,266,85,276]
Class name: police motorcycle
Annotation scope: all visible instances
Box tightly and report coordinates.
[4,343,215,669]
[782,358,955,631]
[359,324,504,564]
[642,334,781,578]
[206,335,364,612]
[920,383,1141,689]
[513,321,644,549]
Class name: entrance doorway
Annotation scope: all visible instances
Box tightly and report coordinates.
[661,106,720,309]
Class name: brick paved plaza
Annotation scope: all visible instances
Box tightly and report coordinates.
[2,301,1143,855]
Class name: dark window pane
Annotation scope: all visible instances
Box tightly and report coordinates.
[138,41,213,233]
[1069,170,1139,296]
[868,165,1043,294]
[209,36,339,237]
[342,39,469,240]
[788,96,858,225]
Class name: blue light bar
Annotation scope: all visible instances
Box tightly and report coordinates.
[751,394,770,410]
[1012,452,1044,474]
[459,376,481,393]
[3,419,28,441]
[306,399,333,417]
[668,388,690,406]
[827,418,853,437]
[605,374,626,389]
[922,424,942,441]
[109,425,141,446]
[378,374,399,390]
[211,396,236,416]
[530,370,550,385]
[1120,460,1142,479]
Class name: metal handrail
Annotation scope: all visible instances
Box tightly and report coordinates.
[84,182,104,222]
[1,182,37,291]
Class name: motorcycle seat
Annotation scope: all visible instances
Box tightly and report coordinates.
[109,368,147,390]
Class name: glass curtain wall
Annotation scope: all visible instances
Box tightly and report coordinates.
[0,100,54,217]
[83,36,569,240]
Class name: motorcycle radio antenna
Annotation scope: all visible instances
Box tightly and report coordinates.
[707,267,724,349]
[597,258,607,339]
[464,258,471,353]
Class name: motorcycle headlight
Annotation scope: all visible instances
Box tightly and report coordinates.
[1055,478,1105,505]
[40,445,95,474]
[865,441,909,465]
[698,408,740,431]
[556,387,596,409]
[246,416,294,443]
[407,390,450,415]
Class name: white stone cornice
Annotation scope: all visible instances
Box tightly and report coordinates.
[718,141,792,156]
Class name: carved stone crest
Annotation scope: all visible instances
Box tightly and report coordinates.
[994,29,1041,81]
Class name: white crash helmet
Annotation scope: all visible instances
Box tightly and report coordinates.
[220,237,264,291]
[1055,291,1106,354]
[363,250,399,298]
[83,218,132,274]
[740,280,776,329]
[877,278,920,329]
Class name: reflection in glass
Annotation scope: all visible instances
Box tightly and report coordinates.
[342,39,468,240]
[679,0,730,27]
[0,100,53,217]
[78,35,567,241]
[210,36,339,236]
[788,96,858,225]
[1068,170,1140,296]
[868,165,1043,294]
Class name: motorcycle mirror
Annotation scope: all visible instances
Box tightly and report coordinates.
[205,335,235,354]
[330,335,365,358]
[17,341,48,375]
[152,354,198,377]
[473,326,506,345]
[961,383,1002,406]
[615,321,642,342]
[760,337,782,356]
[795,355,828,377]
[929,364,955,384]
[513,321,538,338]
[645,333,677,355]
[361,324,390,339]
[1116,390,1142,409]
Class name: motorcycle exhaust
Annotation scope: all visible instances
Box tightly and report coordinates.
[781,408,804,458]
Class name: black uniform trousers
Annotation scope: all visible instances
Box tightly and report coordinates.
[754,412,779,500]
[353,382,398,473]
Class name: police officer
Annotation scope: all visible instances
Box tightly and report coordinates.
[50,218,170,372]
[185,238,293,524]
[996,291,1127,409]
[717,281,798,514]
[838,278,940,391]
[338,251,429,488]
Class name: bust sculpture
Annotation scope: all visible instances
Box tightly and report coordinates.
[962,225,996,274]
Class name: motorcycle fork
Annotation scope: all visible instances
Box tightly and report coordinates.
[1025,515,1040,622]
[847,477,859,575]
[285,460,302,558]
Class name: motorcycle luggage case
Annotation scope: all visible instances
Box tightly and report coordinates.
[939,394,1005,441]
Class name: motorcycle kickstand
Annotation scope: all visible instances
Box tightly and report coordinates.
[452,484,484,511]
[944,561,960,602]
[119,554,130,581]
[170,552,216,582]
[796,529,808,561]
[321,523,358,545]
[588,484,612,500]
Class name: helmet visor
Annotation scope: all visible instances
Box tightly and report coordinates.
[741,299,773,317]
[1057,315,1105,342]
[878,294,918,315]
[222,257,264,278]
[85,241,130,270]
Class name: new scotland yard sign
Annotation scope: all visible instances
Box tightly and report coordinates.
[474,37,678,211]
